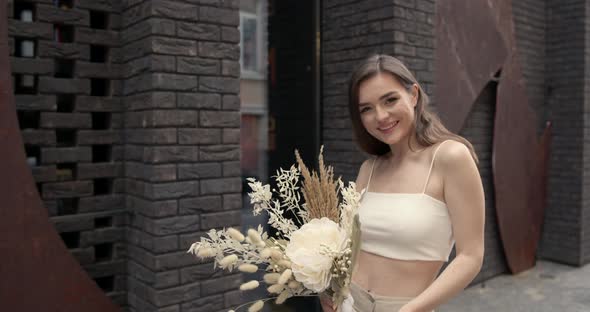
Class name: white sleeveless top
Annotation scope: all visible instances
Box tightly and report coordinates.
[358,141,455,261]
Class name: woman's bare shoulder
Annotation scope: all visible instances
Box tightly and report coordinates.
[355,157,376,191]
[436,140,476,172]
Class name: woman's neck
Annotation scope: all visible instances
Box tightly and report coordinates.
[386,132,425,164]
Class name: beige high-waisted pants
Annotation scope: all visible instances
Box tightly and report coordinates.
[349,282,435,312]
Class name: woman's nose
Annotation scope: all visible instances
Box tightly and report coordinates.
[375,105,388,121]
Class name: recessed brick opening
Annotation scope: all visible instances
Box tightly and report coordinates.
[56,94,75,112]
[56,197,79,215]
[94,178,113,195]
[60,231,80,249]
[90,78,110,96]
[54,59,75,78]
[95,216,112,228]
[90,11,109,30]
[14,37,36,58]
[54,24,74,43]
[94,243,113,262]
[90,45,109,63]
[56,0,73,9]
[94,276,114,292]
[17,110,40,129]
[14,2,35,22]
[13,74,37,94]
[92,145,111,163]
[25,145,41,165]
[92,112,111,130]
[56,162,77,180]
[56,129,76,147]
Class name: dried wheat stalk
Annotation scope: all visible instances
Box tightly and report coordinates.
[295,146,339,222]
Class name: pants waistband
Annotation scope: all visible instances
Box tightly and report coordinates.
[350,281,414,303]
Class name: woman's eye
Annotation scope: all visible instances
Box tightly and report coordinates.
[360,106,371,114]
[386,97,398,104]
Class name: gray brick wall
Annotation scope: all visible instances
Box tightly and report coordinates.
[322,0,396,182]
[513,0,547,132]
[511,0,590,266]
[120,1,242,311]
[457,82,507,283]
[540,0,585,265]
[322,0,435,183]
[8,0,590,308]
[8,0,127,306]
[583,0,590,265]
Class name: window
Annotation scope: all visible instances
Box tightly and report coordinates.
[240,2,265,79]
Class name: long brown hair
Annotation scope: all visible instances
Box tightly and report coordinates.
[348,54,478,163]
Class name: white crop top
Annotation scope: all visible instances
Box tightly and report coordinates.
[358,141,455,261]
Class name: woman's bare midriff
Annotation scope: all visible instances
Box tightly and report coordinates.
[351,250,443,297]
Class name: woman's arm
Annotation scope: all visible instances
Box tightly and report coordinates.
[402,141,485,312]
[355,158,374,192]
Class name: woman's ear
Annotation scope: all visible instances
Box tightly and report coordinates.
[411,84,419,108]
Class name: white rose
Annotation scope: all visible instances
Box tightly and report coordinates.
[285,217,347,292]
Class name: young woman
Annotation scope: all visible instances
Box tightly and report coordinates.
[321,55,485,312]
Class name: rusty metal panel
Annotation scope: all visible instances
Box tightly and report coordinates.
[0,3,120,310]
[494,55,551,273]
[435,0,551,274]
[434,0,506,133]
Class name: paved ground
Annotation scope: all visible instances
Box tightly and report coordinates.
[439,260,590,312]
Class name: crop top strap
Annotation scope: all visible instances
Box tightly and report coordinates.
[422,140,450,193]
[366,156,378,192]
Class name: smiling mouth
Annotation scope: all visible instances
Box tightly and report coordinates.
[378,121,399,133]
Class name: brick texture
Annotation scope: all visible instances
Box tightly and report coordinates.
[539,0,585,265]
[10,0,590,309]
[322,0,436,183]
[9,0,242,310]
[120,1,241,311]
[9,0,126,306]
[457,82,507,283]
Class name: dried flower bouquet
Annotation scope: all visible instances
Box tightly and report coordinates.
[188,147,362,312]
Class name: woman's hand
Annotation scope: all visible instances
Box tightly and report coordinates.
[320,293,335,312]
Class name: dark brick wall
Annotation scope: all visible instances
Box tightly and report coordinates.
[540,0,585,265]
[120,1,242,311]
[6,0,590,308]
[323,0,395,182]
[513,0,546,131]
[322,0,436,183]
[457,82,507,283]
[8,0,127,306]
[511,0,590,266]
[583,0,590,265]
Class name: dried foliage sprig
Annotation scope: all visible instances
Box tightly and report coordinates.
[294,146,339,222]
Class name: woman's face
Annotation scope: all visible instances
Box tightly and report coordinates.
[357,73,418,146]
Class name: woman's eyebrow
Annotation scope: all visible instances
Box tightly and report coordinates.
[359,91,399,106]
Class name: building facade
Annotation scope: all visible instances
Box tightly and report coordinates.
[4,0,590,311]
